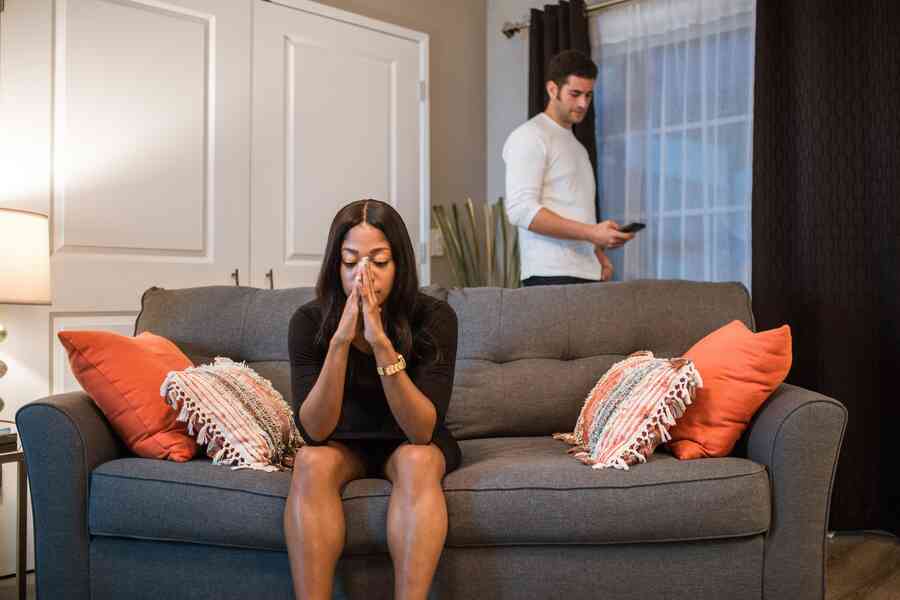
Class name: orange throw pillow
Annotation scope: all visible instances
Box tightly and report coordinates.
[667,320,792,459]
[58,330,198,462]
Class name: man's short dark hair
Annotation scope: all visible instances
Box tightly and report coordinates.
[546,50,598,90]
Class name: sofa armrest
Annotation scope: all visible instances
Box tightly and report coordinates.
[742,383,847,600]
[16,392,123,600]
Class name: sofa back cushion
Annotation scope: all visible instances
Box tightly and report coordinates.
[135,286,314,420]
[135,280,754,441]
[444,281,753,439]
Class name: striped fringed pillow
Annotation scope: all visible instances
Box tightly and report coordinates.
[161,357,304,472]
[553,351,702,470]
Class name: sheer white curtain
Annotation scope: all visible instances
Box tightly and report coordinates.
[590,0,756,288]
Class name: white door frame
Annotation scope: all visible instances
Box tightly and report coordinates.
[264,0,431,284]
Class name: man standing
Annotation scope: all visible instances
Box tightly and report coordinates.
[503,49,633,286]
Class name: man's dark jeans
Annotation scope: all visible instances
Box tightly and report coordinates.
[521,276,601,287]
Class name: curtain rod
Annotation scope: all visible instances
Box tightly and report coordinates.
[501,0,632,38]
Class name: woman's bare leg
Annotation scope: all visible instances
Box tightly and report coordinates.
[284,442,366,600]
[383,443,448,600]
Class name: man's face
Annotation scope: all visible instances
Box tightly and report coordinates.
[547,75,595,126]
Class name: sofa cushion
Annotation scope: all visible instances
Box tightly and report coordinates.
[134,286,317,407]
[134,286,260,366]
[445,280,755,439]
[443,437,768,546]
[89,437,769,554]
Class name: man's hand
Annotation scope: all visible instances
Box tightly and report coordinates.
[595,247,614,281]
[588,220,634,250]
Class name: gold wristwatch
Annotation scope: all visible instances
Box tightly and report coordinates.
[377,354,406,376]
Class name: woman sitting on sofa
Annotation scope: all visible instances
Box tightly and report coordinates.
[285,199,461,600]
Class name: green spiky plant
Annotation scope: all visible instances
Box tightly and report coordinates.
[432,197,520,288]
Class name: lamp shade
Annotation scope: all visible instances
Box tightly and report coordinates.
[0,208,51,304]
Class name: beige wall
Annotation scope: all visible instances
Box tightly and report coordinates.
[314,0,487,287]
[486,0,546,205]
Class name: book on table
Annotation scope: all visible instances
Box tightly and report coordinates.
[0,428,19,452]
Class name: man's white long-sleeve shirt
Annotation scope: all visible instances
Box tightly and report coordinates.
[502,113,601,281]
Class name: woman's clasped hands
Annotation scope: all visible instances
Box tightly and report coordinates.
[332,258,389,350]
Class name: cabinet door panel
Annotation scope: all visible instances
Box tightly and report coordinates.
[51,0,250,310]
[251,0,429,289]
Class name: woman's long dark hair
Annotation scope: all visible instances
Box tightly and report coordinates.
[315,199,437,365]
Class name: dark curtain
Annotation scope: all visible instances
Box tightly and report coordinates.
[527,0,597,176]
[752,1,900,533]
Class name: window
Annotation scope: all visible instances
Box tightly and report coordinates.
[591,0,756,289]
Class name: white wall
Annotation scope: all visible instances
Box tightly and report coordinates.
[485,0,547,204]
[0,0,52,575]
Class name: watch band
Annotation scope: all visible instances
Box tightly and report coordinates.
[377,354,406,376]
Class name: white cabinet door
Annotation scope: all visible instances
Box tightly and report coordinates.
[50,0,251,311]
[251,0,430,290]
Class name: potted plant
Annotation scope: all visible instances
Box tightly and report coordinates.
[432,197,520,288]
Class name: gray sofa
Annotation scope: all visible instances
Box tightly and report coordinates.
[17,280,846,599]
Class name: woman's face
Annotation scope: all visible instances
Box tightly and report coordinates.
[340,223,396,306]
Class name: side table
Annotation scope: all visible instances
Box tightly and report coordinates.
[0,446,27,600]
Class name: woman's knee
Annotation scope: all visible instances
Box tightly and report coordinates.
[387,443,445,488]
[290,445,347,493]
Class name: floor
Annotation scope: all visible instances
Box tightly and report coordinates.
[826,532,900,599]
[0,532,897,599]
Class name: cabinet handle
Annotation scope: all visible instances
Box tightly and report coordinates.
[265,269,274,290]
[231,269,240,286]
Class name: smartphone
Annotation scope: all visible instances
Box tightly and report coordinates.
[619,222,646,234]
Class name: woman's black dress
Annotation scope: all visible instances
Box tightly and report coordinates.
[288,292,461,477]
